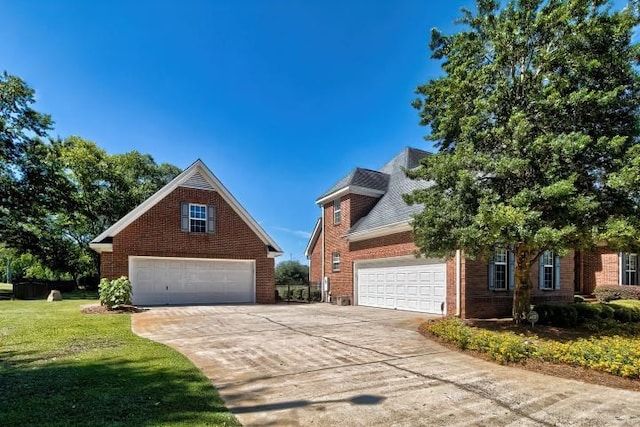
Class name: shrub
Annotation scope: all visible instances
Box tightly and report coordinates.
[609,302,640,323]
[573,303,614,322]
[594,285,640,302]
[534,303,578,327]
[423,318,640,378]
[574,295,586,303]
[423,318,529,363]
[99,276,132,309]
[310,290,321,302]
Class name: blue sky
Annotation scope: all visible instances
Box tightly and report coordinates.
[4,0,626,263]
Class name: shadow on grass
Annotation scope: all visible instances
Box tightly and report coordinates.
[0,351,238,427]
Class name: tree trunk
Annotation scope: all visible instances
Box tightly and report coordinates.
[512,249,532,324]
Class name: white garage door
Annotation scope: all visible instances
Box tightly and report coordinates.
[129,257,255,305]
[356,258,446,314]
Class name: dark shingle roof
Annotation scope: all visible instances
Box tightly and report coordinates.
[348,147,432,235]
[316,167,390,201]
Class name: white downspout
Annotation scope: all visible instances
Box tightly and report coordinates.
[456,249,461,317]
[321,206,326,302]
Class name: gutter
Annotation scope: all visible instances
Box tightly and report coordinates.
[456,249,461,317]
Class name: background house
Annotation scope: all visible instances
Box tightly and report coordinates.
[90,160,282,305]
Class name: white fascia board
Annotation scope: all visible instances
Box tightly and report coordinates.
[89,243,113,253]
[345,221,411,242]
[90,159,283,254]
[315,185,385,205]
[267,250,284,258]
[304,217,322,258]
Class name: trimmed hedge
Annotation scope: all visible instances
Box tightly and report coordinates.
[534,302,639,327]
[593,285,640,302]
[609,302,640,323]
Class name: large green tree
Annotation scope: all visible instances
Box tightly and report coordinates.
[1,71,181,282]
[406,0,640,322]
[275,260,309,288]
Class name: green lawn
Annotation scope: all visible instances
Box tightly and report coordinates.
[0,298,239,427]
[609,299,640,309]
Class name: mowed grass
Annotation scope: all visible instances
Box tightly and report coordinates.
[0,298,239,427]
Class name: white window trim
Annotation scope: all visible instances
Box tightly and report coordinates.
[333,199,342,225]
[332,252,341,272]
[189,203,207,233]
[623,253,637,286]
[541,251,555,290]
[493,249,508,290]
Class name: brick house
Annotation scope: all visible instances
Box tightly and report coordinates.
[90,159,282,305]
[576,249,640,295]
[306,147,574,318]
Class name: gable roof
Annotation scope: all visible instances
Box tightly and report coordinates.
[304,217,322,258]
[90,159,283,257]
[344,147,432,241]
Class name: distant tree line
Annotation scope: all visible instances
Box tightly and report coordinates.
[0,71,180,285]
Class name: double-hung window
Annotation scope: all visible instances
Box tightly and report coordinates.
[490,249,509,290]
[621,253,638,285]
[181,202,215,234]
[333,199,341,225]
[189,204,207,232]
[332,252,341,272]
[538,250,560,290]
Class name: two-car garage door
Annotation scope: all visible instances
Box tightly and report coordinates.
[129,257,254,306]
[356,258,446,314]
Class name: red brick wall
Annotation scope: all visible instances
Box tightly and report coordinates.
[349,194,379,226]
[582,249,619,293]
[446,256,458,316]
[308,230,323,285]
[463,252,575,318]
[322,195,354,300]
[99,186,275,303]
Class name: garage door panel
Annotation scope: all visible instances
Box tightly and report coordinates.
[357,259,446,314]
[130,257,254,305]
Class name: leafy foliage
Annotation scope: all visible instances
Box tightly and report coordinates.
[0,71,180,281]
[99,276,132,309]
[275,260,309,287]
[423,317,640,378]
[407,0,640,321]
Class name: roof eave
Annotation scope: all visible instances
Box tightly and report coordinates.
[316,185,385,205]
[345,221,412,242]
[89,243,113,253]
[304,217,322,257]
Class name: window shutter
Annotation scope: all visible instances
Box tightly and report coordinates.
[488,257,495,290]
[508,251,515,290]
[181,202,189,232]
[538,254,545,290]
[554,255,561,290]
[621,252,628,285]
[207,205,216,234]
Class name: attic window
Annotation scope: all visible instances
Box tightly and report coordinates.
[189,204,207,233]
[333,199,341,225]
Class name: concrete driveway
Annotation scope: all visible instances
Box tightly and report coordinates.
[132,304,640,426]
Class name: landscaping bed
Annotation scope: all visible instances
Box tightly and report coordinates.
[420,305,640,392]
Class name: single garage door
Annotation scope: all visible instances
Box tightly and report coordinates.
[129,257,255,305]
[356,258,446,314]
